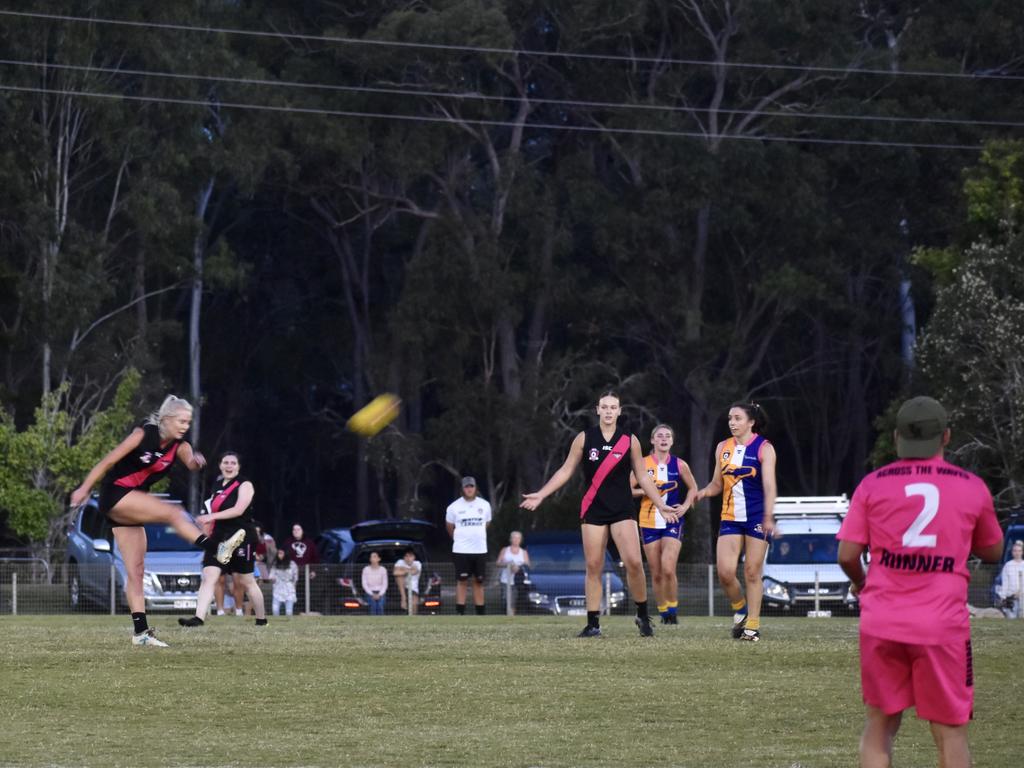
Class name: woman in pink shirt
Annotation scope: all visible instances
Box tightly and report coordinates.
[361,551,388,615]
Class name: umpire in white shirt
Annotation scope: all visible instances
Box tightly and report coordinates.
[446,476,492,615]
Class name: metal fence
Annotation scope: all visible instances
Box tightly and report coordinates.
[1,559,1018,619]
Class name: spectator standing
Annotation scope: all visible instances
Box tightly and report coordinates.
[837,396,1003,768]
[283,523,320,613]
[361,551,388,615]
[394,547,422,614]
[997,539,1024,618]
[253,521,276,580]
[496,531,531,615]
[446,476,492,615]
[268,548,299,616]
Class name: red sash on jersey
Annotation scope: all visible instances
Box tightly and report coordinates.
[580,434,632,518]
[211,481,240,513]
[114,443,179,488]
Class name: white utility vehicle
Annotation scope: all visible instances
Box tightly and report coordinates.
[761,495,856,616]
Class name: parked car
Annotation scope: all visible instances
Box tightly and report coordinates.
[66,494,203,612]
[761,496,856,615]
[315,527,356,564]
[517,532,627,615]
[328,519,443,615]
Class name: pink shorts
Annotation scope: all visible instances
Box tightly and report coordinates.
[860,632,974,726]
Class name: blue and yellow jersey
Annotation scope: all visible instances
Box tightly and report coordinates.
[638,454,681,529]
[720,435,767,522]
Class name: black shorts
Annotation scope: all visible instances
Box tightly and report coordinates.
[202,523,257,574]
[99,484,144,527]
[581,506,636,526]
[454,552,487,581]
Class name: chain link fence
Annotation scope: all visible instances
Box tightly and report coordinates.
[2,558,1018,619]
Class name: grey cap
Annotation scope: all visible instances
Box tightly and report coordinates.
[461,476,477,487]
[896,396,947,459]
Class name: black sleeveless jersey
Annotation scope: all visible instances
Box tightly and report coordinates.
[579,426,635,519]
[207,475,254,528]
[103,423,182,491]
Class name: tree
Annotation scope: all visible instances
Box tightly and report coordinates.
[917,239,1024,510]
[0,369,139,560]
[915,141,1024,512]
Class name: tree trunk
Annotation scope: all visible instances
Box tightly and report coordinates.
[188,178,214,515]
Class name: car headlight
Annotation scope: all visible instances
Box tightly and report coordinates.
[608,590,626,607]
[527,591,550,605]
[142,572,162,595]
[762,577,791,603]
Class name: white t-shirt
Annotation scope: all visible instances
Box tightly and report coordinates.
[998,559,1024,598]
[446,496,492,554]
[498,547,527,585]
[394,558,422,593]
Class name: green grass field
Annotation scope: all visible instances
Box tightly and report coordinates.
[0,615,1018,768]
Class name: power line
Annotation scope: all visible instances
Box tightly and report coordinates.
[3,57,1022,130]
[0,82,985,151]
[1,8,1023,83]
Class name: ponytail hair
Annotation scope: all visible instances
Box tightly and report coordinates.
[147,395,193,438]
[730,401,769,433]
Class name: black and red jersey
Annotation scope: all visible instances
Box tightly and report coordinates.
[579,425,635,519]
[207,475,253,529]
[103,423,182,492]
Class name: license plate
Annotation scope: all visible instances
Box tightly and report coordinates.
[806,609,832,618]
[567,608,586,616]
[174,600,197,609]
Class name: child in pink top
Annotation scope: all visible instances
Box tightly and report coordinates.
[838,396,1003,768]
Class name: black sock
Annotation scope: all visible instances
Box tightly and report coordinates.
[475,604,485,616]
[131,612,148,634]
[636,600,649,620]
[255,618,268,626]
[456,603,466,615]
[587,610,600,629]
[194,534,209,548]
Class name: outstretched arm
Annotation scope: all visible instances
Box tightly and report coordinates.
[521,432,585,511]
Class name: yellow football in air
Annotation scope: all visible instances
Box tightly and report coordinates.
[346,393,401,437]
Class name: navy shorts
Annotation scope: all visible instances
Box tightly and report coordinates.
[641,522,683,546]
[719,519,767,540]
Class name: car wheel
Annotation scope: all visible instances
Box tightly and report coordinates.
[68,563,83,611]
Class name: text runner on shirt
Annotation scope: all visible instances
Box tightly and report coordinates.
[837,396,1003,768]
[446,476,492,615]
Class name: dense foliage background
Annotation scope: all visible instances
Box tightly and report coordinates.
[2,1,1023,561]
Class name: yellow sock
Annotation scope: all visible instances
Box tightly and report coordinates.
[667,601,678,609]
[745,617,760,631]
[657,603,668,614]
[731,599,747,612]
